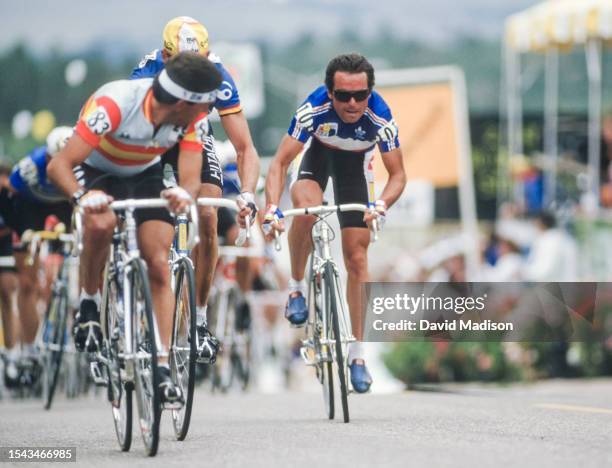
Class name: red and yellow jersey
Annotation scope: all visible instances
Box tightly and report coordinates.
[75,78,209,176]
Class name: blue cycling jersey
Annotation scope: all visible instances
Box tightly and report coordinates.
[222,162,241,197]
[288,86,400,153]
[10,147,65,203]
[130,49,242,116]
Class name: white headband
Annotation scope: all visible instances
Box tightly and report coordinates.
[158,69,218,103]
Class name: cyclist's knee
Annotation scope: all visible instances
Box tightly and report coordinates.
[344,250,367,278]
[84,213,115,241]
[146,254,170,287]
[198,210,218,241]
[291,180,322,207]
[18,271,37,295]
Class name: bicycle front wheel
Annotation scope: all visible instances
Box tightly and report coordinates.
[130,258,161,456]
[324,262,350,423]
[42,277,68,411]
[103,271,132,452]
[170,257,196,441]
[310,268,334,419]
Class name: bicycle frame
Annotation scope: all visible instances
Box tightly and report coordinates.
[302,216,355,366]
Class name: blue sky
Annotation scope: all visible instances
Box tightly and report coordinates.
[1,0,537,53]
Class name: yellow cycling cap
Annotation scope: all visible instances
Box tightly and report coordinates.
[162,16,209,57]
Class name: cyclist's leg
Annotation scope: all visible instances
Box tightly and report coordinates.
[288,179,322,278]
[137,220,174,356]
[0,232,17,349]
[74,164,116,351]
[340,229,369,341]
[196,183,221,309]
[285,141,328,324]
[331,147,374,392]
[11,196,48,347]
[288,140,329,282]
[219,214,254,331]
[134,164,185,404]
[13,251,39,345]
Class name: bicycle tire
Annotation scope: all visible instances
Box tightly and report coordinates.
[170,258,197,441]
[324,262,350,423]
[43,276,68,410]
[311,268,334,419]
[212,288,238,392]
[103,271,132,452]
[130,258,161,456]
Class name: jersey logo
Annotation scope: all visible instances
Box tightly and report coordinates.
[138,49,158,68]
[86,106,111,135]
[376,120,398,144]
[169,125,185,143]
[295,103,314,131]
[17,158,38,187]
[217,81,234,101]
[315,122,338,138]
[354,126,366,140]
[194,116,210,142]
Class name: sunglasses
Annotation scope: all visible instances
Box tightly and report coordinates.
[333,89,370,103]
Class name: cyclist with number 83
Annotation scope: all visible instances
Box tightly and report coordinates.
[48,52,223,406]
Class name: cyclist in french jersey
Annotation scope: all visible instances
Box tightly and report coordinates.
[48,52,223,405]
[130,16,260,362]
[264,54,406,393]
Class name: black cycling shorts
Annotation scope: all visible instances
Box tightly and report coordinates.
[0,233,15,272]
[12,197,72,237]
[160,133,223,190]
[217,206,237,239]
[295,138,373,229]
[74,162,173,226]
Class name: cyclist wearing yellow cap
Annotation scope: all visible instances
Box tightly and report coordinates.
[131,16,260,364]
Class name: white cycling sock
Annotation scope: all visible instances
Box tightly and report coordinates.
[22,342,37,358]
[80,289,101,308]
[348,341,365,363]
[6,346,19,360]
[196,305,208,326]
[288,278,306,297]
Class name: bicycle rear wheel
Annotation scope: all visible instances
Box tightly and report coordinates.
[130,258,161,456]
[324,262,349,423]
[103,272,132,452]
[42,275,68,410]
[170,258,196,441]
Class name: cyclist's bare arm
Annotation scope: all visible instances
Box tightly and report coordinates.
[47,133,94,198]
[221,112,260,193]
[265,134,305,206]
[376,147,406,206]
[177,148,203,199]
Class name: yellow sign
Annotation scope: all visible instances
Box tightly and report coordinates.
[373,83,459,188]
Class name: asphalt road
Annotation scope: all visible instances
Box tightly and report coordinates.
[1,378,611,468]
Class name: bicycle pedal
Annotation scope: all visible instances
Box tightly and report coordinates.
[89,362,107,387]
[299,347,318,366]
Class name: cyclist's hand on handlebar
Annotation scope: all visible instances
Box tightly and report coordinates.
[79,190,113,214]
[236,191,258,228]
[262,203,284,240]
[161,187,192,214]
[364,199,386,230]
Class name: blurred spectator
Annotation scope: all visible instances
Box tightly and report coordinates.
[479,235,524,282]
[523,211,578,281]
